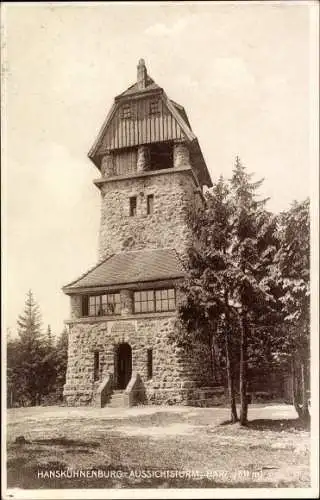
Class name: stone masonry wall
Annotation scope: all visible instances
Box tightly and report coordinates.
[63,314,213,406]
[98,171,197,263]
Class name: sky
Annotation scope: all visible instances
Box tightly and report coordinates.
[2,1,317,337]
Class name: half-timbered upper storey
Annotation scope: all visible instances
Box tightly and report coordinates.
[88,59,212,188]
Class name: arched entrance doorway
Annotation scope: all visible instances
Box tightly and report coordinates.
[114,343,132,390]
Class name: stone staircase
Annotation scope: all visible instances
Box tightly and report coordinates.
[95,372,145,408]
[107,390,126,408]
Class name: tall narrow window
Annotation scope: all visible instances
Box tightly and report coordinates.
[147,349,153,379]
[129,196,137,216]
[147,194,154,215]
[82,295,88,316]
[94,351,100,381]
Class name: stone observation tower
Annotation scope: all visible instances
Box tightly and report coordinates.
[62,60,222,407]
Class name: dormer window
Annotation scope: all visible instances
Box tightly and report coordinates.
[122,104,131,119]
[149,100,159,115]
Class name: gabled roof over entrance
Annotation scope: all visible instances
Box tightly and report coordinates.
[63,248,185,294]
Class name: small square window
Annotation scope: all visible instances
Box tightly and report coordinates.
[129,197,137,216]
[122,104,131,119]
[149,100,159,115]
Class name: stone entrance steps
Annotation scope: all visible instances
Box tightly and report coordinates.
[106,390,126,408]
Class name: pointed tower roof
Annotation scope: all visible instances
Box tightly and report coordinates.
[116,59,162,98]
[88,59,212,187]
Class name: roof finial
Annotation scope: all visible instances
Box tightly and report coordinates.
[137,58,147,90]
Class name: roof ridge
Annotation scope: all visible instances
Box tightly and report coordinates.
[62,253,115,290]
[113,247,177,255]
[116,75,157,98]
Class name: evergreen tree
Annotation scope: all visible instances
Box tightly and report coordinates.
[229,157,278,425]
[176,176,239,422]
[40,324,58,401]
[177,158,280,425]
[7,336,22,407]
[273,198,310,420]
[46,324,54,349]
[16,290,47,405]
[55,327,69,399]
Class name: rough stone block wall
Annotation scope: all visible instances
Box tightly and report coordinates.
[98,171,197,263]
[63,314,213,406]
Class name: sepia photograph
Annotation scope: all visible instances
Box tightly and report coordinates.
[1,1,319,498]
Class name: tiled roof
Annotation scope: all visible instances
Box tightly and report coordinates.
[116,76,161,98]
[63,249,185,292]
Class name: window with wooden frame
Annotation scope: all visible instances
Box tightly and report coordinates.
[129,196,137,216]
[155,288,176,312]
[82,295,89,316]
[149,100,160,115]
[86,293,121,317]
[121,104,131,119]
[134,288,176,314]
[147,194,154,215]
[134,290,155,313]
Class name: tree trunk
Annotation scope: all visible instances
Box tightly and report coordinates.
[291,357,310,422]
[224,293,238,423]
[239,311,248,426]
[209,334,215,381]
[291,358,300,415]
[225,330,238,422]
[300,361,310,421]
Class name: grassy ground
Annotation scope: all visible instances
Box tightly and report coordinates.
[6,404,310,489]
